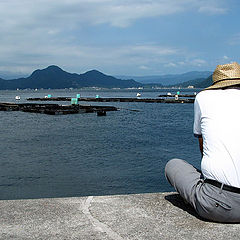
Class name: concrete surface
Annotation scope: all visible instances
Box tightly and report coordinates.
[0,192,240,240]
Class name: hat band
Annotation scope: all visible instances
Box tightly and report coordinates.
[212,77,240,85]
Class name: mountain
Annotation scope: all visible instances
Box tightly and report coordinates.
[0,65,213,90]
[167,75,213,88]
[0,71,28,80]
[195,75,212,88]
[0,66,142,90]
[78,70,140,88]
[117,71,212,85]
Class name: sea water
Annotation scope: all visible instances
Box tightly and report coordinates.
[0,89,201,200]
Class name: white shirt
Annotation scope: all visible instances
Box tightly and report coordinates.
[194,89,240,188]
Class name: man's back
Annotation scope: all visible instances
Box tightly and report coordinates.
[194,89,240,187]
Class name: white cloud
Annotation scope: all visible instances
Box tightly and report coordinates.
[0,40,180,75]
[162,58,208,70]
[0,0,228,75]
[215,56,235,66]
[0,0,227,31]
[178,61,186,65]
[164,62,177,68]
[191,59,207,67]
[139,65,150,70]
[198,6,226,15]
[223,56,230,60]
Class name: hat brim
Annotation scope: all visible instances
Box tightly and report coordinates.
[205,79,240,90]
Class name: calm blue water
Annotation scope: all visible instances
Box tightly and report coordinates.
[0,89,201,200]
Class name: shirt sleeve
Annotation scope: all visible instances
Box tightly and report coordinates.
[193,96,202,138]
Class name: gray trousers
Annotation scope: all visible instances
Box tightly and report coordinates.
[165,158,240,222]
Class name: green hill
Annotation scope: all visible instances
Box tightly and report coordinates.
[0,66,142,90]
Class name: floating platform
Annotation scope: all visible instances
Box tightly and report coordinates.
[158,94,197,98]
[27,97,195,103]
[0,102,117,115]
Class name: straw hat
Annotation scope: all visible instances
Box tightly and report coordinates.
[205,62,240,90]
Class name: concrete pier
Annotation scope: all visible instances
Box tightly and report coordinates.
[0,192,239,239]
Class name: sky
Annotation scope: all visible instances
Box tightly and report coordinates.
[0,0,240,78]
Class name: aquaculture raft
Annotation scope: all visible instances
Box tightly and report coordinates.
[27,97,195,103]
[158,94,196,98]
[0,102,117,115]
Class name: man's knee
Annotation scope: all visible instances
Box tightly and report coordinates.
[165,158,184,176]
[165,158,185,185]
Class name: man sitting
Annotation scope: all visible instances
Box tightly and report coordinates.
[165,62,240,222]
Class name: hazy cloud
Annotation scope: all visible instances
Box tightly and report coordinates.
[139,65,151,70]
[163,58,207,69]
[223,56,230,60]
[191,59,207,67]
[197,0,227,15]
[229,33,240,46]
[164,62,177,68]
[0,0,231,75]
[0,0,228,30]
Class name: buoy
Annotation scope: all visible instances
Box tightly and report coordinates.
[15,96,20,100]
[71,98,78,105]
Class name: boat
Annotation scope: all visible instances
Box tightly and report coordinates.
[136,93,141,97]
[15,96,21,100]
